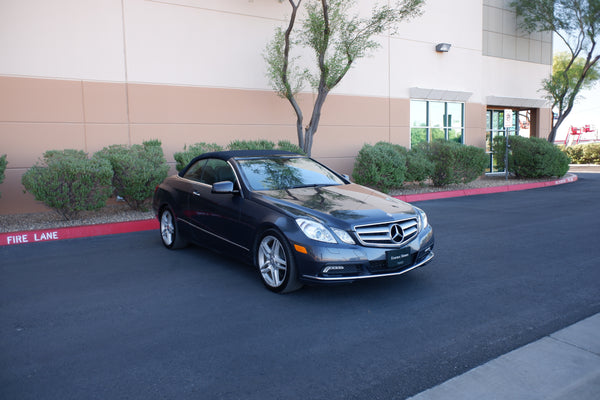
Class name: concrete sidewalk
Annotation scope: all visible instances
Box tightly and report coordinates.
[408,313,600,400]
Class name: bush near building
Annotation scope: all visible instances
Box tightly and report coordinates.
[352,142,408,192]
[353,141,487,190]
[173,140,305,172]
[420,141,488,187]
[561,143,600,165]
[0,154,7,198]
[174,142,224,172]
[21,150,113,220]
[493,136,570,178]
[404,146,435,184]
[94,140,169,211]
[227,139,276,151]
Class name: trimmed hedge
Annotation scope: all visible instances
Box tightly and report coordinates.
[228,139,276,151]
[404,146,434,184]
[174,139,305,171]
[561,143,600,164]
[421,141,488,186]
[352,142,407,192]
[94,140,169,210]
[274,140,305,155]
[493,136,570,178]
[353,141,487,190]
[0,154,6,198]
[21,150,113,220]
[174,142,224,172]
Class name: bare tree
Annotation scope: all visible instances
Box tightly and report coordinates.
[265,0,424,156]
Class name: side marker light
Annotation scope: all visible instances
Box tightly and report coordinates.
[294,244,307,254]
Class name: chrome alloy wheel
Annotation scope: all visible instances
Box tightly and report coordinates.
[258,235,288,288]
[160,209,175,247]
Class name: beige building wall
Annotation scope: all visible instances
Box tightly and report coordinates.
[0,0,551,215]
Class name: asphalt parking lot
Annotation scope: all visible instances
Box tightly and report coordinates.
[1,174,599,400]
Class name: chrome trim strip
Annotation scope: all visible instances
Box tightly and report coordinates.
[179,218,250,252]
[302,251,434,282]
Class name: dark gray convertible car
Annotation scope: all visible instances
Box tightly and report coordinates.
[152,150,434,293]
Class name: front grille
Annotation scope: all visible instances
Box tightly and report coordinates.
[354,218,418,247]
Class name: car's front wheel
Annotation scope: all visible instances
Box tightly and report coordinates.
[257,230,302,293]
[159,207,187,249]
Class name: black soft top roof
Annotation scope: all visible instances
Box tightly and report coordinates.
[179,150,303,176]
[200,149,300,160]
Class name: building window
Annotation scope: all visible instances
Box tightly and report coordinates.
[410,100,464,148]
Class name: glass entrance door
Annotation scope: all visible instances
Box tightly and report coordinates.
[486,109,518,173]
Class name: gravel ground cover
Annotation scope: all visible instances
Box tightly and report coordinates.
[1,174,563,234]
[0,204,153,234]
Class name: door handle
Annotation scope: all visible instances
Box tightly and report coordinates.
[192,191,201,197]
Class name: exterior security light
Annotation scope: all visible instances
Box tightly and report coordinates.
[435,43,451,52]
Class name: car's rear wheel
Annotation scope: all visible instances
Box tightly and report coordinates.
[160,207,187,249]
[257,230,302,293]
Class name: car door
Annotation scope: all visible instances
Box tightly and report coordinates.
[187,158,250,252]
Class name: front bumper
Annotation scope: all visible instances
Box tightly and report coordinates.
[292,225,434,284]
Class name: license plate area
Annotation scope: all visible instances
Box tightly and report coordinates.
[386,247,412,268]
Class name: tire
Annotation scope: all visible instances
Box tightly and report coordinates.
[256,230,303,293]
[159,206,187,249]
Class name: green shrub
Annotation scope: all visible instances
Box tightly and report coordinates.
[560,145,583,164]
[0,154,7,198]
[276,140,306,155]
[174,142,224,171]
[174,140,306,171]
[563,143,600,164]
[227,139,276,151]
[422,141,487,186]
[21,150,113,220]
[405,146,434,183]
[352,142,407,192]
[94,140,169,211]
[581,143,600,164]
[423,141,458,186]
[453,144,489,184]
[494,136,570,178]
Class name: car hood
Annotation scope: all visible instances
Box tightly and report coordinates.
[254,184,416,226]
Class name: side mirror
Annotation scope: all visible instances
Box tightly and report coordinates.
[212,181,234,194]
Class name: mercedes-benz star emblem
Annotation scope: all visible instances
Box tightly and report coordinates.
[389,224,404,243]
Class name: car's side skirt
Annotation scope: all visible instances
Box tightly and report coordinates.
[179,218,250,252]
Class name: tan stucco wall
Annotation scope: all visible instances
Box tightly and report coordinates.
[0,76,417,214]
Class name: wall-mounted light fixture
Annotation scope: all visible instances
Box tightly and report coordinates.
[435,43,452,52]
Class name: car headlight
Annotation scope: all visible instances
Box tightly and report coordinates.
[296,218,336,243]
[416,207,429,230]
[331,227,355,245]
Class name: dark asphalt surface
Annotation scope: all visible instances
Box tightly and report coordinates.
[1,174,599,400]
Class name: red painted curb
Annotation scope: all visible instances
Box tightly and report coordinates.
[394,174,578,202]
[1,219,159,247]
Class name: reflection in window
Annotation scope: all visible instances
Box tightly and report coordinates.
[237,157,344,191]
[410,100,464,147]
[182,158,236,186]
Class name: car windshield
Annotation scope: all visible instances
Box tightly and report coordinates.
[236,157,345,191]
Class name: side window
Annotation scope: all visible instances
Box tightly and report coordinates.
[183,158,237,186]
[182,159,207,182]
[205,159,237,185]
